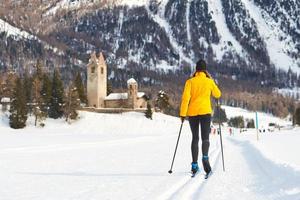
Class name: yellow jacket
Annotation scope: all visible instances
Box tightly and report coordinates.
[180,72,221,117]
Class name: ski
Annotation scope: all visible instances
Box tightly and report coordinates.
[191,171,200,178]
[204,171,212,179]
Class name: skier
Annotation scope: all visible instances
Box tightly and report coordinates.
[180,59,221,177]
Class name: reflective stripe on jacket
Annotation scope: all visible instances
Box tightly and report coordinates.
[180,72,221,117]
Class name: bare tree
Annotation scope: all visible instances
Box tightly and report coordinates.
[32,76,46,126]
[64,84,80,123]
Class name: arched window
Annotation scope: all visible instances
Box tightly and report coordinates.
[101,67,104,74]
[91,66,95,73]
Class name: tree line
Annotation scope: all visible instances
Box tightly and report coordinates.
[212,106,300,128]
[0,61,87,129]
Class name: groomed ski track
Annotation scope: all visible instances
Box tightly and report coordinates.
[157,144,221,199]
[160,135,300,200]
[0,111,299,199]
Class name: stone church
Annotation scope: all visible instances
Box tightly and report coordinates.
[87,52,147,110]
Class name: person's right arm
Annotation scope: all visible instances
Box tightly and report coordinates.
[180,80,191,117]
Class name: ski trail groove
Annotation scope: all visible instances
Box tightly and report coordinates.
[168,148,221,199]
[157,144,220,200]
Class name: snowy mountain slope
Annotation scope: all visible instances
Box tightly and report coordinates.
[252,0,300,59]
[45,0,96,16]
[70,0,299,82]
[207,0,247,61]
[240,0,299,73]
[0,19,35,40]
[107,0,300,73]
[43,0,120,17]
[0,109,300,199]
[0,17,82,76]
[118,0,149,7]
[0,18,66,55]
[146,0,194,66]
[1,0,300,90]
[2,0,299,72]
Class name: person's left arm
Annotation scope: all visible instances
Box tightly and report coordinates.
[211,80,221,99]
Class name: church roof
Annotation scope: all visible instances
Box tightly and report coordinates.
[105,93,127,100]
[127,78,137,84]
[0,97,10,103]
[88,52,106,66]
[105,92,146,100]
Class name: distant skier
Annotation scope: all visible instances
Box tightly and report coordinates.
[180,59,221,177]
[229,128,233,136]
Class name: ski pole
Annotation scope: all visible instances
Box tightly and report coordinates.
[168,121,184,174]
[217,100,225,171]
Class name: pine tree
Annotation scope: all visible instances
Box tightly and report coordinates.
[64,84,80,123]
[32,77,46,127]
[23,69,32,113]
[0,74,3,97]
[145,102,153,120]
[155,90,171,113]
[3,71,17,98]
[213,107,227,124]
[228,116,245,128]
[49,69,64,119]
[246,119,255,128]
[74,72,87,104]
[9,77,28,129]
[35,60,44,80]
[149,0,160,13]
[23,69,32,103]
[41,73,52,115]
[295,107,300,126]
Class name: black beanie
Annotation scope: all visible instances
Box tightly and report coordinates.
[196,59,206,71]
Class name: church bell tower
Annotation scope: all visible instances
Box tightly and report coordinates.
[87,52,107,108]
[127,78,138,109]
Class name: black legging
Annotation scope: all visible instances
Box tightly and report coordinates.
[188,114,211,163]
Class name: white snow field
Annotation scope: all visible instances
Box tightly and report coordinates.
[0,107,300,200]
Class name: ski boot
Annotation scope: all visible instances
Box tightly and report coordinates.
[191,162,199,177]
[202,156,212,179]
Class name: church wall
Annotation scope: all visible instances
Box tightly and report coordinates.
[87,61,101,107]
[137,98,147,109]
[104,98,146,109]
[105,100,128,108]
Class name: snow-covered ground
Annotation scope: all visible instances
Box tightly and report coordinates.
[222,105,291,128]
[0,108,300,200]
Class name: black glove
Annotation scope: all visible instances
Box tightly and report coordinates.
[180,116,185,123]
